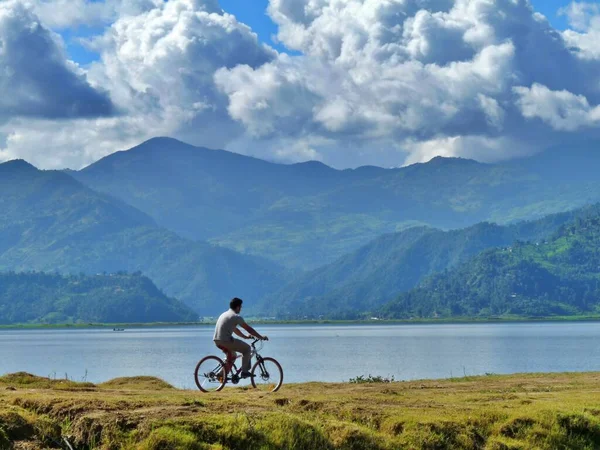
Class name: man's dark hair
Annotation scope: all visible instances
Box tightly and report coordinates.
[230,297,243,310]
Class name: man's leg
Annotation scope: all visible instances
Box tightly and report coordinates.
[229,339,251,373]
[214,342,235,367]
[215,339,251,372]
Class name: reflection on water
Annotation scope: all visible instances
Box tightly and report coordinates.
[2,322,600,388]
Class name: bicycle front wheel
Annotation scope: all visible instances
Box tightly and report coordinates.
[194,356,226,393]
[251,357,283,392]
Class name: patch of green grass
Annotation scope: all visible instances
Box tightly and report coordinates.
[100,376,175,391]
[137,426,206,450]
[33,415,62,447]
[5,372,600,449]
[0,372,95,390]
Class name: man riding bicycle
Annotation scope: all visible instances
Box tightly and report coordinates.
[213,297,268,379]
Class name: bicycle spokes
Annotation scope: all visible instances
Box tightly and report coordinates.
[204,364,223,380]
[201,365,224,388]
[194,356,227,392]
[251,357,283,392]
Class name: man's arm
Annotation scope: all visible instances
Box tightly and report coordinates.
[233,327,251,339]
[241,323,268,340]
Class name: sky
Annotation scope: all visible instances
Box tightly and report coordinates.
[61,0,574,64]
[0,0,599,170]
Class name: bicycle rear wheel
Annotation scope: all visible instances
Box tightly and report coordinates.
[194,356,226,392]
[251,357,283,392]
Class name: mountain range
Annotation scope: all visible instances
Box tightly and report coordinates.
[1,137,600,322]
[72,138,600,270]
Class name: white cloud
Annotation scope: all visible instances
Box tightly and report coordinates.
[0,0,114,122]
[89,0,275,148]
[514,83,600,131]
[559,2,600,32]
[561,2,600,60]
[2,0,600,169]
[0,116,150,168]
[215,0,600,165]
[29,0,182,29]
[0,0,274,168]
[478,94,505,130]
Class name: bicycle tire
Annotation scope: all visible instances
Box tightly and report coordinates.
[194,355,226,392]
[250,357,283,392]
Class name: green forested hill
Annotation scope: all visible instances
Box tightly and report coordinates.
[0,160,287,315]
[73,138,600,269]
[379,214,600,319]
[0,272,196,324]
[260,206,594,318]
[0,160,155,245]
[73,138,398,269]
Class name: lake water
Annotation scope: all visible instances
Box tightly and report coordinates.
[2,322,600,389]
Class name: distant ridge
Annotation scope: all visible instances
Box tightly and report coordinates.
[82,137,289,174]
[70,137,600,269]
[0,159,37,170]
[86,137,486,172]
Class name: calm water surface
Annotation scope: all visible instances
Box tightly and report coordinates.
[2,323,600,388]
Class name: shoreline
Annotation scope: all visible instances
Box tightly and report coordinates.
[3,314,600,330]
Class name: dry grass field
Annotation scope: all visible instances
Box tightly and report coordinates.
[2,371,600,449]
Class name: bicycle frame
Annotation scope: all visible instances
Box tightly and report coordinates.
[195,338,282,392]
[219,338,266,385]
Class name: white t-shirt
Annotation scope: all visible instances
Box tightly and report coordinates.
[213,309,246,341]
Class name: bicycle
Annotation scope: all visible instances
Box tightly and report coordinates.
[194,338,283,393]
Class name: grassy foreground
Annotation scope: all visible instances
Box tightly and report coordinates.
[2,373,600,449]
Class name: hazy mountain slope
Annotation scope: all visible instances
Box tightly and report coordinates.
[379,213,600,319]
[212,150,600,267]
[0,161,286,315]
[73,138,600,269]
[0,272,197,324]
[263,206,598,318]
[73,138,402,269]
[0,160,154,247]
[73,137,353,240]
